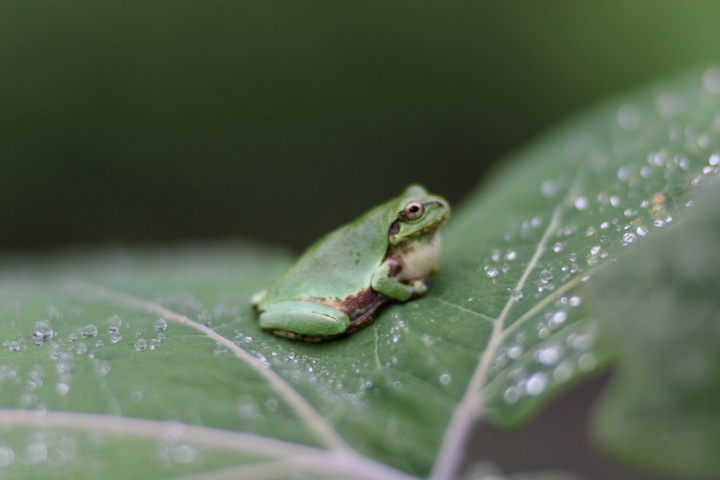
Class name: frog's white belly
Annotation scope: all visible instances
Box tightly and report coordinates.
[397,233,441,281]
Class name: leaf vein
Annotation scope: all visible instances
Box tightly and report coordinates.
[70,281,353,453]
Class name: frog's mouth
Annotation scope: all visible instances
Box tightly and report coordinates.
[389,215,447,240]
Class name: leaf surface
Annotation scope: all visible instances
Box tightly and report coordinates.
[587,182,720,475]
[1,69,719,479]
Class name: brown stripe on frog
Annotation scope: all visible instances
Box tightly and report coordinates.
[305,287,387,321]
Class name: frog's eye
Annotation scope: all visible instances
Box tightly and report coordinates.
[403,201,424,220]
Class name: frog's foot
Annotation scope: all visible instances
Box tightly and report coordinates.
[250,289,267,309]
[258,300,350,339]
[408,278,428,296]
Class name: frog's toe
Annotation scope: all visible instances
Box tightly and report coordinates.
[250,289,267,308]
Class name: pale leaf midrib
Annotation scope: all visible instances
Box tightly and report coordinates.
[0,409,421,480]
[428,174,581,480]
[71,281,353,453]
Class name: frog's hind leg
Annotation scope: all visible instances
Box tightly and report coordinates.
[258,300,350,339]
[345,298,387,335]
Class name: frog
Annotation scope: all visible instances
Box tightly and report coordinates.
[251,185,450,342]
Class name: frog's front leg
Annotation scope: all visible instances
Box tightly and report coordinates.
[371,261,427,302]
[258,300,350,338]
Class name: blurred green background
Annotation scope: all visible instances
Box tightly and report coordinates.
[3,1,720,253]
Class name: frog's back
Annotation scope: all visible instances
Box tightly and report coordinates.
[262,201,398,304]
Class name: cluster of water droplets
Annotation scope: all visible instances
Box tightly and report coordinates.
[481,248,520,284]
[0,430,81,471]
[0,305,176,402]
[487,71,720,409]
[492,317,597,405]
[230,309,458,414]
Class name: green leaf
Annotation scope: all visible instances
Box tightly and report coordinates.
[1,68,719,480]
[587,182,720,476]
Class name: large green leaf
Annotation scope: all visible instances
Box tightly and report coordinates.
[587,182,720,476]
[1,68,719,479]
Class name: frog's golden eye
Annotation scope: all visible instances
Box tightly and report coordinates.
[403,201,424,220]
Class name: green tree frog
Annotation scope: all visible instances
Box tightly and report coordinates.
[252,185,450,341]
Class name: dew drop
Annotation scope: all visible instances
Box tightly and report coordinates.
[26,442,48,465]
[640,166,652,178]
[503,386,521,404]
[47,306,60,320]
[703,68,720,94]
[501,263,510,272]
[654,219,665,228]
[155,319,168,331]
[31,320,53,340]
[539,269,553,283]
[96,360,111,376]
[172,445,197,464]
[110,332,122,343]
[710,154,720,166]
[574,196,589,211]
[214,342,229,355]
[486,267,498,278]
[541,180,558,198]
[439,373,452,386]
[198,310,212,326]
[617,105,641,129]
[0,446,14,468]
[568,296,581,307]
[149,338,161,350]
[636,226,649,237]
[568,331,596,350]
[531,216,543,228]
[7,341,20,352]
[134,339,147,351]
[578,353,598,372]
[505,250,517,261]
[537,346,561,365]
[537,325,550,339]
[507,345,523,359]
[525,372,548,396]
[550,311,568,325]
[610,196,620,207]
[552,242,563,253]
[553,360,574,383]
[75,343,87,355]
[264,397,278,412]
[622,232,635,244]
[617,167,631,181]
[511,290,523,302]
[55,383,70,396]
[67,333,78,342]
[48,343,61,360]
[81,324,98,337]
[107,315,122,333]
